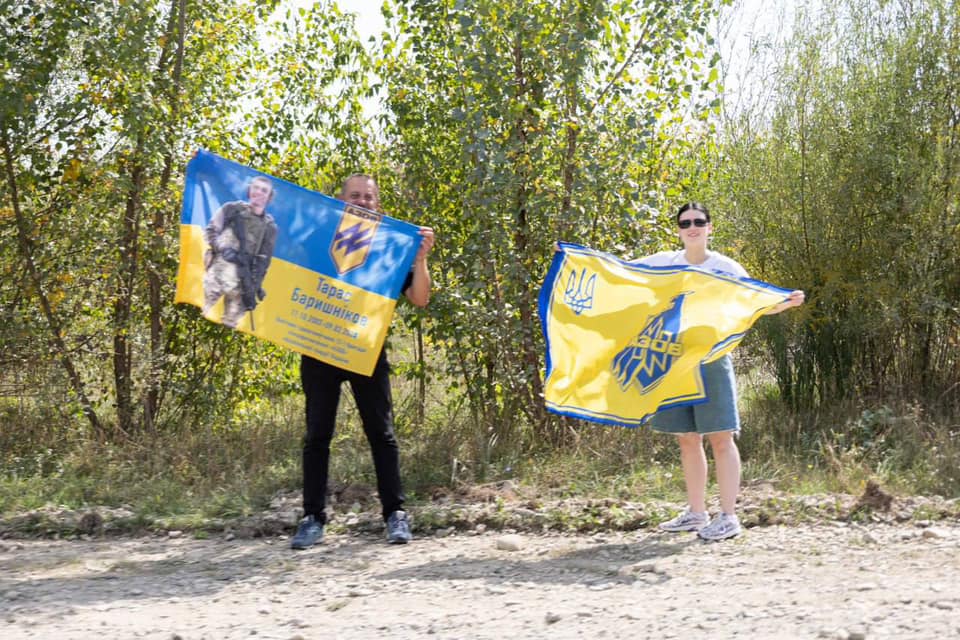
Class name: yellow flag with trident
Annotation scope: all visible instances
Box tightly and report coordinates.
[538,243,792,427]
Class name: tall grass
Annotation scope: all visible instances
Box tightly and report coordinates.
[0,394,304,519]
[737,366,960,497]
[2,352,958,524]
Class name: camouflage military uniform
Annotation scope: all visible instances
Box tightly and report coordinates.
[202,201,277,328]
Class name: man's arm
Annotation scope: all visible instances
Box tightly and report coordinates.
[251,219,278,288]
[404,227,435,308]
[205,202,244,251]
[204,205,228,247]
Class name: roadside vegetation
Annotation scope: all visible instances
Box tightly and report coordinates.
[1,0,957,533]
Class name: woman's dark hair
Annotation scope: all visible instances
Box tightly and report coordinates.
[676,202,710,223]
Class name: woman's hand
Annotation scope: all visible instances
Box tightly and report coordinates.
[784,290,805,308]
[767,289,805,315]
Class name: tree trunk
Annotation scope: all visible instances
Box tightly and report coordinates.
[511,34,548,439]
[113,147,145,435]
[145,0,188,430]
[2,127,104,436]
[558,81,579,237]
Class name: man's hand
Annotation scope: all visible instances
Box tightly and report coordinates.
[405,226,435,308]
[221,247,240,263]
[415,227,435,263]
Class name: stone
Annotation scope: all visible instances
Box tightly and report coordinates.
[495,534,524,551]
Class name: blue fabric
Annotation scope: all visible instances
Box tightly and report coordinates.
[649,356,740,433]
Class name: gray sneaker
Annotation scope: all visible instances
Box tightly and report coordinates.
[386,510,412,544]
[697,512,742,541]
[290,515,324,549]
[658,508,709,532]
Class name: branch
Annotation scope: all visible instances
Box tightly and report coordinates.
[587,18,653,117]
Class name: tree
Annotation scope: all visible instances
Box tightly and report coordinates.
[0,0,373,437]
[375,0,726,461]
[714,0,960,419]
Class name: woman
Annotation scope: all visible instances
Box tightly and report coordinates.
[635,202,805,541]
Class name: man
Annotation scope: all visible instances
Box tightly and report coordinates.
[291,174,435,549]
[202,176,278,328]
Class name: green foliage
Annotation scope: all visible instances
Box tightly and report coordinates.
[0,0,373,437]
[712,0,960,422]
[3,0,959,529]
[0,393,303,518]
[737,372,960,497]
[375,0,727,452]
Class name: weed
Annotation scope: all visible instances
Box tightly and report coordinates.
[1,364,957,533]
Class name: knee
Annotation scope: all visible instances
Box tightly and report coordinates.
[369,429,399,449]
[303,428,334,450]
[676,433,703,453]
[707,433,737,455]
[364,423,398,449]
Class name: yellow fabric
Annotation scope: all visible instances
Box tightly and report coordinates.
[173,150,422,376]
[539,244,791,427]
[176,224,396,375]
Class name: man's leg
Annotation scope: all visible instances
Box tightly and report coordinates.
[203,259,236,313]
[221,290,245,328]
[202,269,223,315]
[349,353,405,521]
[300,355,343,524]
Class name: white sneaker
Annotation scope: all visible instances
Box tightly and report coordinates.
[697,512,741,541]
[658,508,709,532]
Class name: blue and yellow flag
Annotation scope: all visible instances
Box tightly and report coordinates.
[175,150,421,376]
[539,243,792,427]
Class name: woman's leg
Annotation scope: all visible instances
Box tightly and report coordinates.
[677,433,708,513]
[706,431,740,514]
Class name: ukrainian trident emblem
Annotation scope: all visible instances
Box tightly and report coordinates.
[563,267,597,315]
[330,204,381,274]
[612,293,688,392]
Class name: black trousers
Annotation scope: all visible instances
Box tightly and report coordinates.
[300,352,404,524]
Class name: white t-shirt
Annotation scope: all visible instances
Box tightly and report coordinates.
[635,250,749,279]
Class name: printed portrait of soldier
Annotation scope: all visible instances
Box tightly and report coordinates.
[202,176,279,328]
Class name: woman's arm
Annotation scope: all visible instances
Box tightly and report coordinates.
[766,290,805,315]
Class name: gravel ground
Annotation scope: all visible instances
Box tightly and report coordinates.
[2,518,959,640]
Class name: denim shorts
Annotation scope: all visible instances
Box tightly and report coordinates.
[649,355,740,434]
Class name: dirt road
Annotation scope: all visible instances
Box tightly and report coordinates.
[3,518,959,640]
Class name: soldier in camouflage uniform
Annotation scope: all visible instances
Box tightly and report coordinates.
[202,176,278,328]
